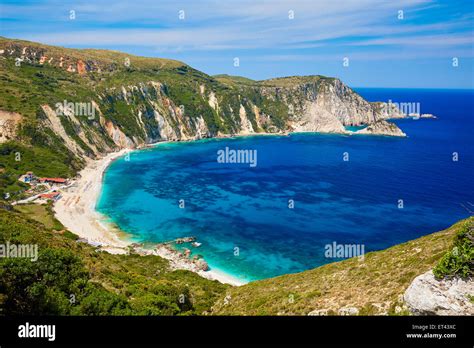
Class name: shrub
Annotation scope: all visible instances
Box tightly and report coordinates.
[433,218,473,279]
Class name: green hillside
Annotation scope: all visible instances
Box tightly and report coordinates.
[0,206,227,315]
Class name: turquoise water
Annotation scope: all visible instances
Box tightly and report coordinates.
[97,89,473,283]
[345,125,367,132]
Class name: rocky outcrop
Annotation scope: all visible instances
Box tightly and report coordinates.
[290,100,347,134]
[0,110,22,143]
[41,105,86,157]
[196,259,209,271]
[0,41,116,74]
[76,59,87,75]
[91,101,135,149]
[404,271,474,315]
[355,120,407,137]
[338,307,360,316]
[419,113,437,119]
[371,101,407,119]
[256,78,404,135]
[238,104,254,134]
[308,309,329,316]
[97,81,212,143]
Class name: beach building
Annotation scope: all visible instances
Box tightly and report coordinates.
[38,191,61,201]
[39,177,68,185]
[18,171,36,184]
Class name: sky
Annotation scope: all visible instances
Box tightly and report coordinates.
[0,0,473,88]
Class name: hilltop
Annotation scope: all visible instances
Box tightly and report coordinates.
[0,37,185,71]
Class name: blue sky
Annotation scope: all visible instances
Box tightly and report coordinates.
[1,0,473,88]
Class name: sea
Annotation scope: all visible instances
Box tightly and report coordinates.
[96,88,474,283]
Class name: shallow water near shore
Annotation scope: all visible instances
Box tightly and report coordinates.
[97,89,474,283]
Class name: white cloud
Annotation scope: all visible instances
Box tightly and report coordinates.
[2,0,473,60]
[348,34,474,47]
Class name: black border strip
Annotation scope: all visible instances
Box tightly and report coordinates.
[1,315,472,346]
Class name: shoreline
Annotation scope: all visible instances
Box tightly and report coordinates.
[53,149,131,254]
[53,146,245,286]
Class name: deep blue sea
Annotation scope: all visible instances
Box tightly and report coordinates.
[97,89,474,283]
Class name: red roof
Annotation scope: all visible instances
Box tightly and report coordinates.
[39,192,60,199]
[40,177,67,183]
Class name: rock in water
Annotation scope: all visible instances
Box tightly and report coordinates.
[403,270,474,315]
[196,259,209,271]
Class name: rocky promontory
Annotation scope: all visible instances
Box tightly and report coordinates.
[354,120,407,137]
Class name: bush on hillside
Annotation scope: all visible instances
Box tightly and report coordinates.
[433,218,473,279]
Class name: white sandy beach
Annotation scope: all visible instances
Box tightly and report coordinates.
[53,149,131,254]
[53,148,244,286]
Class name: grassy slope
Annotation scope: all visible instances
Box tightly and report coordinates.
[213,74,257,86]
[211,218,472,315]
[0,48,95,199]
[0,207,227,315]
[213,74,333,88]
[0,37,185,70]
[14,203,63,230]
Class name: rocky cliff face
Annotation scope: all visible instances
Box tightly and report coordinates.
[0,111,22,143]
[0,38,418,164]
[1,42,112,74]
[255,78,407,135]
